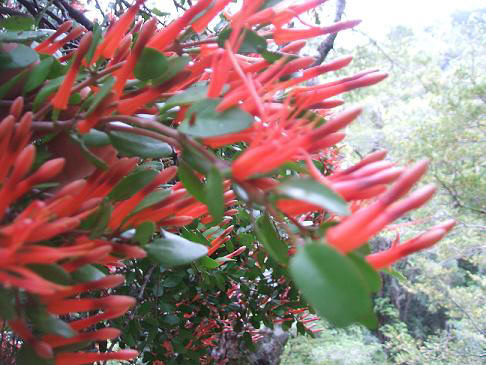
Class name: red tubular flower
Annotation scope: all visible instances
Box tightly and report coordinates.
[40,26,86,55]
[326,160,432,252]
[35,20,73,52]
[113,17,157,98]
[272,0,329,28]
[92,0,146,62]
[192,0,232,32]
[366,220,456,269]
[51,32,93,110]
[109,166,177,229]
[55,349,139,365]
[148,0,213,51]
[273,20,361,44]
[280,40,307,54]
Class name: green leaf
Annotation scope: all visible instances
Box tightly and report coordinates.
[384,268,407,283]
[16,344,54,365]
[255,215,289,265]
[84,23,102,64]
[0,16,34,31]
[179,99,254,138]
[0,30,48,42]
[27,264,72,285]
[0,43,39,70]
[33,75,64,111]
[205,167,225,224]
[81,129,110,147]
[198,256,220,270]
[135,221,155,246]
[180,142,214,174]
[163,84,209,109]
[69,133,108,171]
[0,67,29,99]
[178,161,206,202]
[134,47,168,81]
[132,189,171,214]
[72,264,106,283]
[85,76,115,116]
[153,55,191,85]
[276,178,350,216]
[108,131,173,158]
[109,169,158,201]
[23,56,54,93]
[289,243,377,328]
[90,200,113,237]
[31,310,76,338]
[217,28,267,54]
[260,0,284,11]
[0,285,15,320]
[347,252,382,293]
[146,231,208,267]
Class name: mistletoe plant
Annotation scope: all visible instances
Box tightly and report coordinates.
[0,0,455,364]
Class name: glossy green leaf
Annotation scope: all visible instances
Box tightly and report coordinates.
[255,215,289,265]
[132,189,171,214]
[72,264,106,283]
[146,231,208,267]
[23,56,54,93]
[84,22,102,64]
[163,84,208,109]
[205,167,225,224]
[108,131,173,158]
[217,28,267,54]
[198,256,220,270]
[81,129,110,147]
[348,252,382,293]
[109,169,158,202]
[180,142,214,174]
[85,76,115,116]
[135,47,168,81]
[0,67,29,99]
[69,133,108,171]
[16,344,54,365]
[33,75,64,111]
[27,264,72,285]
[31,310,76,338]
[0,285,15,320]
[0,30,48,42]
[0,43,39,70]
[178,161,205,202]
[289,243,377,328]
[276,177,350,216]
[135,221,156,246]
[0,16,34,31]
[90,200,113,237]
[153,55,191,85]
[179,99,254,138]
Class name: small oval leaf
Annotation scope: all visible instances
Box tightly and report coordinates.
[108,130,173,158]
[276,178,350,216]
[179,99,254,138]
[146,231,208,267]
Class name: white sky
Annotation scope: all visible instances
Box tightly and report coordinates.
[346,0,485,37]
[87,0,485,36]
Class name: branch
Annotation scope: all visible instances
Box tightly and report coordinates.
[435,174,486,215]
[313,0,346,66]
[53,0,93,30]
[0,6,28,17]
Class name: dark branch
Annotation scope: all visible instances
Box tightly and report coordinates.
[0,6,28,17]
[313,0,346,66]
[53,0,93,30]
